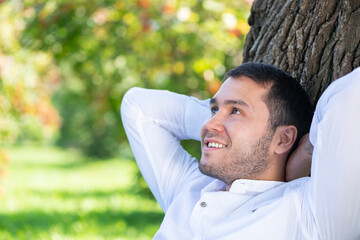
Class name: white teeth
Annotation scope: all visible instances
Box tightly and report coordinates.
[207,142,225,148]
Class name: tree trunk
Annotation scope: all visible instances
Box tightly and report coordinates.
[243,0,360,105]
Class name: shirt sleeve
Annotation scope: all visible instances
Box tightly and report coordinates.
[120,87,211,212]
[303,67,360,239]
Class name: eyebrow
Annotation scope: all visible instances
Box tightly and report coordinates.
[210,98,249,108]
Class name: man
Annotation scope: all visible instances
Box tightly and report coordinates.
[121,63,360,239]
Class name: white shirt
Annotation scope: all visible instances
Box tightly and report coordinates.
[121,67,360,240]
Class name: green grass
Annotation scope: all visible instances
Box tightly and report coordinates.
[0,146,163,240]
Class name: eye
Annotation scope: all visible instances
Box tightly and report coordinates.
[211,107,219,115]
[231,108,241,114]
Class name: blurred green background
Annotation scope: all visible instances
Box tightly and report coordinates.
[0,0,251,239]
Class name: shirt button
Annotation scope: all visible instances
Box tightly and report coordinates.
[200,201,207,207]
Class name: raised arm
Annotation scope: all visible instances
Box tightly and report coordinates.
[285,133,313,182]
[303,68,360,238]
[121,88,210,211]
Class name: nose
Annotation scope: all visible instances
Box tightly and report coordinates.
[204,113,225,132]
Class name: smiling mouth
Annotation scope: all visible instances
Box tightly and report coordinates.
[206,142,227,148]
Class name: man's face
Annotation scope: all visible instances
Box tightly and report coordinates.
[200,76,275,185]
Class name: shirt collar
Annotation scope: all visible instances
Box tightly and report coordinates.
[201,179,285,196]
[229,179,285,195]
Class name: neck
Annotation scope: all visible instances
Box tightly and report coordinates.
[225,157,286,191]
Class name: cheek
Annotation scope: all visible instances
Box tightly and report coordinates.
[200,123,207,140]
[224,121,243,135]
[225,122,256,142]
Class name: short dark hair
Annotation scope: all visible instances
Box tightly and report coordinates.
[225,62,313,145]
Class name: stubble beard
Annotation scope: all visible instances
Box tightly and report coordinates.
[199,131,273,186]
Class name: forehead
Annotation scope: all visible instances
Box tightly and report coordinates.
[213,76,270,105]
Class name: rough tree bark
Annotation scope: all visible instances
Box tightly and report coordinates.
[243,0,360,105]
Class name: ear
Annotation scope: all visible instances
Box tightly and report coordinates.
[273,126,297,155]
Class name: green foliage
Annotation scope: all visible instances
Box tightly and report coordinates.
[19,0,250,157]
[0,3,61,148]
[1,0,251,157]
[0,146,163,239]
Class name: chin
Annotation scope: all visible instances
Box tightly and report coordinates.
[199,154,210,166]
[199,158,213,175]
[198,161,208,176]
